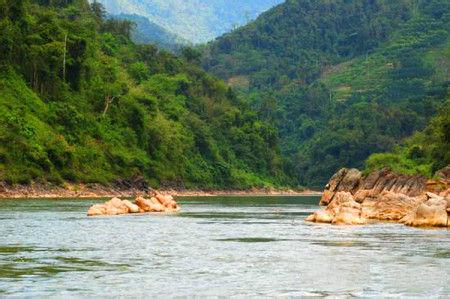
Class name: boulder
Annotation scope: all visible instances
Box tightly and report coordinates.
[332,207,367,225]
[123,200,140,213]
[319,168,362,205]
[306,210,334,223]
[135,196,165,212]
[440,188,450,198]
[149,197,167,212]
[362,168,389,189]
[305,214,315,222]
[306,167,448,228]
[155,194,180,211]
[319,168,348,206]
[426,179,449,194]
[318,168,426,208]
[87,204,107,216]
[308,192,365,225]
[327,192,360,214]
[440,189,450,212]
[87,194,180,216]
[107,197,130,215]
[327,168,348,192]
[319,189,335,206]
[336,168,362,193]
[363,170,426,197]
[402,197,448,227]
[87,197,129,216]
[134,196,148,212]
[361,191,423,221]
[354,189,375,203]
[435,166,450,180]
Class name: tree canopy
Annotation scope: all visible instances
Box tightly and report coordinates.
[203,0,450,187]
[0,0,290,189]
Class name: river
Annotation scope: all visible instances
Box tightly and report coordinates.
[0,196,448,296]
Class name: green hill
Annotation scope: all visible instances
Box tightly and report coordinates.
[92,0,284,43]
[0,0,289,189]
[365,97,449,177]
[203,0,450,187]
[114,13,186,51]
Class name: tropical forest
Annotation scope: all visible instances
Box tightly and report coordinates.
[0,0,449,297]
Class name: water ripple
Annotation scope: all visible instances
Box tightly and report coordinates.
[0,196,448,296]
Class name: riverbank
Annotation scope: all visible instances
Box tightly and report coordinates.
[0,183,321,199]
[306,167,450,228]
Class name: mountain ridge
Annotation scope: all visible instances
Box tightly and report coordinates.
[92,0,284,43]
[114,13,187,50]
[203,0,450,187]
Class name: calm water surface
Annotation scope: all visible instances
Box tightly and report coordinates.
[0,196,449,297]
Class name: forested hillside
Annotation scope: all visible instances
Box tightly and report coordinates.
[365,98,449,177]
[0,0,289,189]
[203,0,450,187]
[93,0,284,43]
[114,13,186,51]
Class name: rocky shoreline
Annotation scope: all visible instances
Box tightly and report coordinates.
[0,182,318,199]
[306,167,450,228]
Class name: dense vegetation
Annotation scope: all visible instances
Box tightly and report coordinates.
[93,0,283,43]
[0,0,289,189]
[115,13,186,51]
[203,0,450,187]
[366,98,449,177]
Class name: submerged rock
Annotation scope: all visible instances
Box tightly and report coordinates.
[307,167,450,228]
[87,194,180,216]
[87,204,107,216]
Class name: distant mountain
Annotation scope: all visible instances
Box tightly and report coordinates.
[114,13,187,50]
[203,0,450,187]
[92,0,284,43]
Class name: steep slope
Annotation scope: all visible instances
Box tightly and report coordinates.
[203,0,450,187]
[93,0,284,43]
[0,0,289,189]
[365,97,449,177]
[114,13,186,51]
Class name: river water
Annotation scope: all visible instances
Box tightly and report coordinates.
[0,196,448,297]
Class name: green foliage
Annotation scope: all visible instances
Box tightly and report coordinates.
[0,0,289,189]
[114,13,186,52]
[366,98,450,177]
[94,0,283,43]
[204,0,450,187]
[127,62,150,83]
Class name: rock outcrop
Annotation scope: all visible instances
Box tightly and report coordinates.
[307,191,366,225]
[87,197,132,216]
[307,167,450,228]
[87,193,180,216]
